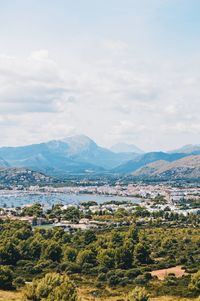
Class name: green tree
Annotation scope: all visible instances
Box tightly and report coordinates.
[23,272,77,301]
[43,242,62,262]
[63,207,80,223]
[97,249,115,269]
[128,286,149,301]
[0,266,13,290]
[64,247,77,262]
[114,208,128,219]
[111,230,123,247]
[128,224,138,242]
[189,270,200,293]
[0,242,21,265]
[76,249,96,267]
[22,203,43,217]
[84,230,96,245]
[115,243,133,269]
[134,243,151,264]
[29,240,42,260]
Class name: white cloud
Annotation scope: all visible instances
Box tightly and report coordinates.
[30,50,50,61]
[0,51,70,114]
[0,42,200,150]
[103,39,128,53]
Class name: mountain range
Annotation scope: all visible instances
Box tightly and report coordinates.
[0,135,200,180]
[132,155,200,180]
[0,136,137,177]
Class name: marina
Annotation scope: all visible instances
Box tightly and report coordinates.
[0,191,142,208]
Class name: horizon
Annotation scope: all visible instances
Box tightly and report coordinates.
[1,1,200,151]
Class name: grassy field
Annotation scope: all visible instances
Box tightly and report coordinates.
[78,287,199,301]
[0,290,198,301]
[0,290,22,301]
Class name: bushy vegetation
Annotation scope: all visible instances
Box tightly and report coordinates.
[0,218,199,299]
[23,272,77,301]
[128,286,149,301]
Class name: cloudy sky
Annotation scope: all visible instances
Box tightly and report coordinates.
[0,0,200,151]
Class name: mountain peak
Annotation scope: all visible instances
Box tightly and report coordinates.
[110,143,144,154]
[61,135,97,155]
[62,135,96,146]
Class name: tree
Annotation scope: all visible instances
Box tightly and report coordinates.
[43,242,62,262]
[84,230,96,245]
[29,240,42,260]
[128,286,149,301]
[63,207,80,223]
[114,208,128,219]
[111,230,123,247]
[189,270,200,293]
[134,243,151,264]
[128,224,138,242]
[115,243,133,269]
[22,203,43,217]
[97,249,115,269]
[76,249,96,267]
[0,242,21,265]
[64,247,77,262]
[0,266,13,290]
[23,272,77,301]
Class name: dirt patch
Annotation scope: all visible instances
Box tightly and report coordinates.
[151,265,187,280]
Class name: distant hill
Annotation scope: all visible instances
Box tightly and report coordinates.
[132,155,200,180]
[169,144,200,154]
[0,157,9,168]
[113,152,187,173]
[110,143,144,154]
[0,168,56,187]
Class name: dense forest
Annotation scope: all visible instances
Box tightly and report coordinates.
[0,211,199,300]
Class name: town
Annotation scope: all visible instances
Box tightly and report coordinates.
[0,183,199,230]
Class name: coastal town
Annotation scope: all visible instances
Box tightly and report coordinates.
[3,181,200,202]
[0,183,199,230]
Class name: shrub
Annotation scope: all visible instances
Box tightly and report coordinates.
[125,269,141,279]
[12,276,25,289]
[189,270,200,293]
[128,286,149,301]
[108,274,121,287]
[23,272,77,301]
[97,273,106,282]
[164,274,177,286]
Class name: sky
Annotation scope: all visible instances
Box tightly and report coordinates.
[0,0,200,151]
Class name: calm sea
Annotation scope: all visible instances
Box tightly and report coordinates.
[0,192,142,208]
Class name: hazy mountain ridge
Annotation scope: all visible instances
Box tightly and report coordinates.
[0,136,200,179]
[133,155,200,179]
[0,135,137,176]
[113,152,187,173]
[169,144,200,154]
